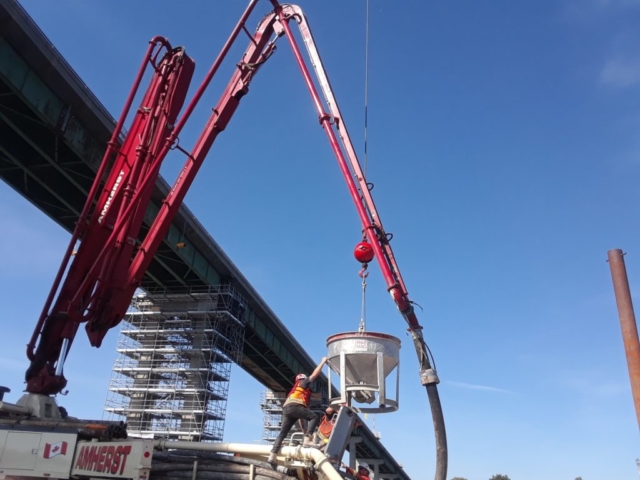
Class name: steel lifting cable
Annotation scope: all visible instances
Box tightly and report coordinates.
[356,0,372,336]
[363,0,370,177]
[358,267,368,332]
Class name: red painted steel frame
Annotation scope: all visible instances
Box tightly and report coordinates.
[25,0,426,394]
[25,38,196,395]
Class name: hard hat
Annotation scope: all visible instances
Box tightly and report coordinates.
[358,462,370,472]
[296,373,308,381]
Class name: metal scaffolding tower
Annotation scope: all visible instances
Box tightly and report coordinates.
[104,285,246,442]
[260,390,287,444]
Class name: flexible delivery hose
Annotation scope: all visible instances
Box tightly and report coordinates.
[152,442,344,480]
[151,450,296,480]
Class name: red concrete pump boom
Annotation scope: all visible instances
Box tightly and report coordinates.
[25,2,447,479]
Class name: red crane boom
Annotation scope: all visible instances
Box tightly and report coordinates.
[25,2,447,478]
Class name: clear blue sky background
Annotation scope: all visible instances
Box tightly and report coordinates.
[1,0,639,479]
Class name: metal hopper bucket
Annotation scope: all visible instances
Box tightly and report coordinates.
[326,332,400,413]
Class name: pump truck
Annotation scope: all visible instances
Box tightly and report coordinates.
[0,1,447,479]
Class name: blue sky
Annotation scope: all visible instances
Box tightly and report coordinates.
[1,0,640,479]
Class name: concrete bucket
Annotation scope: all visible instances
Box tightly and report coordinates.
[326,331,400,413]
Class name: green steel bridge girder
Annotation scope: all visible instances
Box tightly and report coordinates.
[0,37,103,174]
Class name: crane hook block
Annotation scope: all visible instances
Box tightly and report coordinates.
[354,241,374,264]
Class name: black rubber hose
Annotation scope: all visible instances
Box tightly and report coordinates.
[426,384,447,480]
[151,451,297,480]
[410,332,448,480]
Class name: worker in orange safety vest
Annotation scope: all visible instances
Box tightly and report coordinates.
[268,356,327,464]
[341,461,372,479]
[316,406,337,444]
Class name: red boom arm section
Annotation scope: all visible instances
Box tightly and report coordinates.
[26,0,432,396]
[25,39,195,394]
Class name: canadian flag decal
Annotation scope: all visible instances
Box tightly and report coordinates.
[43,441,68,459]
